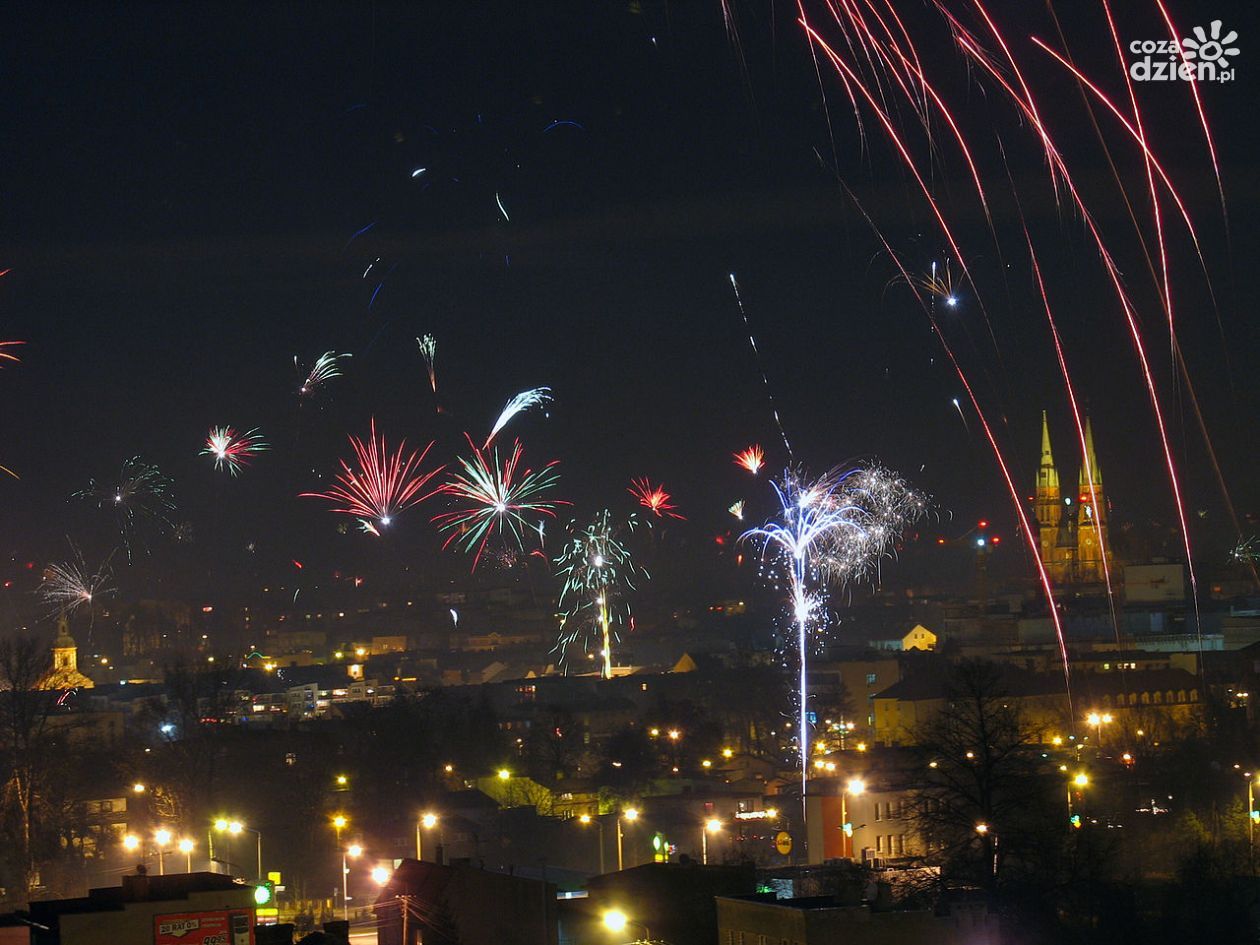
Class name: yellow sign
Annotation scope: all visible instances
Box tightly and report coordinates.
[267,871,281,884]
[774,831,792,856]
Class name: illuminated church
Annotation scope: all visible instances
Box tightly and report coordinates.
[38,615,95,691]
[1033,411,1114,585]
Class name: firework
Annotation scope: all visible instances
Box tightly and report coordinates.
[729,500,745,521]
[358,519,381,537]
[40,544,115,617]
[201,426,269,476]
[297,350,351,396]
[73,457,176,561]
[417,335,437,394]
[628,478,684,520]
[0,339,23,366]
[300,419,443,529]
[729,275,793,457]
[733,444,765,475]
[434,435,567,570]
[485,387,552,448]
[742,465,922,827]
[554,510,649,679]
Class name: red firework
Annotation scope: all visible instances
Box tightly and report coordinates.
[300,418,443,528]
[0,340,24,367]
[628,477,684,520]
[733,444,765,475]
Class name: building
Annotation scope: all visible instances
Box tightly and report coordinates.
[38,617,95,691]
[716,891,999,945]
[22,871,256,944]
[1034,411,1113,585]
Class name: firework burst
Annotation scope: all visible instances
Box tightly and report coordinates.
[40,544,116,616]
[417,334,437,394]
[733,444,765,475]
[628,477,684,520]
[297,350,351,397]
[300,419,443,529]
[73,457,176,561]
[201,426,269,476]
[554,510,649,678]
[729,500,745,521]
[485,387,552,448]
[742,464,923,826]
[434,435,567,570]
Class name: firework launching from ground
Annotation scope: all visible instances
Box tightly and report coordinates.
[733,444,765,475]
[434,435,566,570]
[417,334,437,395]
[554,510,648,679]
[485,387,552,448]
[73,457,177,561]
[40,544,115,617]
[300,419,443,529]
[201,426,269,476]
[297,350,351,397]
[742,464,923,832]
[628,477,684,520]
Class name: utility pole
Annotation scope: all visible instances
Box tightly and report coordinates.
[399,894,410,945]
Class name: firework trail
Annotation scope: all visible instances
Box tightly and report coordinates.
[554,510,648,679]
[485,387,552,448]
[297,351,352,397]
[434,434,567,570]
[0,340,23,366]
[729,500,745,521]
[729,275,793,458]
[742,464,923,840]
[628,478,684,520]
[39,544,116,617]
[417,334,438,395]
[73,458,176,562]
[300,419,443,530]
[201,426,269,476]
[733,444,765,475]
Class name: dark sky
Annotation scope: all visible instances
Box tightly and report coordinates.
[0,1,1256,609]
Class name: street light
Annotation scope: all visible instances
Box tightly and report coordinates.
[371,865,391,885]
[840,778,866,860]
[343,843,363,921]
[154,829,173,875]
[578,813,606,874]
[213,818,262,880]
[1068,772,1088,824]
[602,908,650,943]
[702,818,722,865]
[1085,712,1113,750]
[416,812,439,861]
[123,834,140,853]
[617,808,639,871]
[178,838,195,872]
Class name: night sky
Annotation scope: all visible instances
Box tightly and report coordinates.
[0,2,1256,611]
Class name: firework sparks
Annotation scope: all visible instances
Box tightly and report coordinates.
[485,387,553,448]
[40,544,116,616]
[433,435,567,570]
[628,477,684,520]
[417,334,438,395]
[554,510,649,679]
[733,444,765,475]
[300,419,443,529]
[742,464,922,828]
[73,457,176,561]
[297,350,352,397]
[729,500,745,521]
[358,519,381,537]
[201,426,269,476]
[0,339,23,366]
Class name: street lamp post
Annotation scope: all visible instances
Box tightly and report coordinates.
[343,843,363,922]
[1068,772,1088,823]
[178,838,195,873]
[416,812,439,861]
[702,819,722,865]
[154,829,172,875]
[603,909,650,943]
[616,808,639,871]
[840,778,866,860]
[579,813,606,874]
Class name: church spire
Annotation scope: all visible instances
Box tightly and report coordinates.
[1038,411,1058,489]
[1079,414,1101,490]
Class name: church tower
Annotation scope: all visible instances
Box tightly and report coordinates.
[51,615,79,676]
[1074,415,1112,583]
[1034,412,1067,582]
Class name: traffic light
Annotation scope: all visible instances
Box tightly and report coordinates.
[1069,814,1082,830]
[253,881,276,907]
